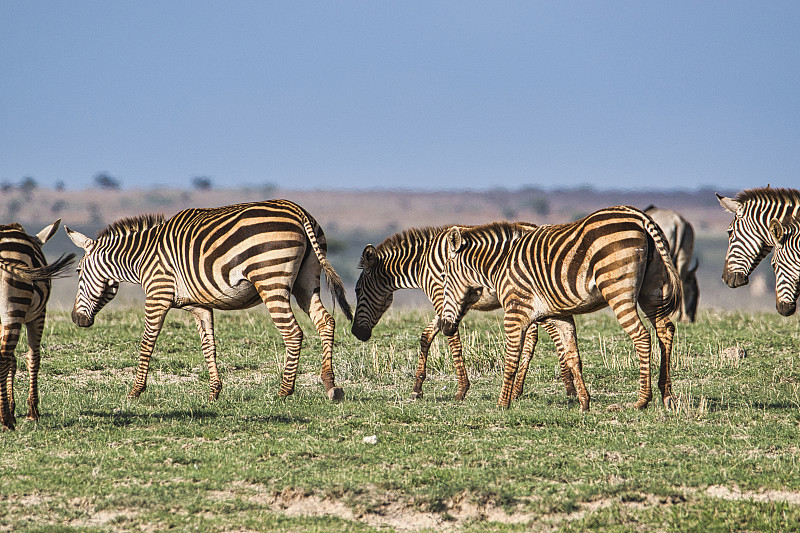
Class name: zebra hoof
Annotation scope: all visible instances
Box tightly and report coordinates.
[410,391,424,400]
[327,387,344,401]
[663,396,676,411]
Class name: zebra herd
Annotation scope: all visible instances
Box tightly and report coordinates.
[1,186,799,430]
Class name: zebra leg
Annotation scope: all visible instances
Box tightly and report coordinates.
[610,300,653,409]
[0,323,21,430]
[446,330,471,401]
[541,319,575,396]
[297,287,342,401]
[185,306,222,401]
[542,317,589,411]
[129,301,171,399]
[511,324,538,400]
[24,315,45,420]
[644,309,676,409]
[498,314,526,408]
[262,287,305,399]
[411,316,439,400]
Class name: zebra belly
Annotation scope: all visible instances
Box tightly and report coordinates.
[524,282,607,320]
[176,279,262,310]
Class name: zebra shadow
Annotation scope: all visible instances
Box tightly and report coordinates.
[65,408,306,427]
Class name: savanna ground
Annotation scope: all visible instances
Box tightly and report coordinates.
[2,306,799,532]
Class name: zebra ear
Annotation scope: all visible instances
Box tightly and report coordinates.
[716,193,740,214]
[65,226,95,251]
[34,219,61,245]
[769,218,786,246]
[446,227,464,256]
[360,244,378,270]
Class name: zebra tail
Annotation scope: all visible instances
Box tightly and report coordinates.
[296,209,354,321]
[643,216,683,319]
[0,253,76,281]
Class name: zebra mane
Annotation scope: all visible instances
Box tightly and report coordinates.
[96,214,165,239]
[460,221,526,238]
[375,225,450,254]
[0,223,25,232]
[736,186,800,205]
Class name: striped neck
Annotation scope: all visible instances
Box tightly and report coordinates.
[375,226,446,289]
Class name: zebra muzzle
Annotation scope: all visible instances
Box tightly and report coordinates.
[722,269,748,289]
[72,309,94,328]
[351,324,372,342]
[777,301,796,317]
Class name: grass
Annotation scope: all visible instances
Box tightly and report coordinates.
[1,305,800,532]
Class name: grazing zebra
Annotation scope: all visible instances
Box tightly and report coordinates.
[439,206,682,411]
[351,225,582,401]
[644,206,699,323]
[767,216,800,316]
[717,187,800,289]
[1,220,75,430]
[65,200,352,403]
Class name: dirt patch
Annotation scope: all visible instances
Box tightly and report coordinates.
[203,483,800,530]
[209,484,539,530]
[705,485,800,505]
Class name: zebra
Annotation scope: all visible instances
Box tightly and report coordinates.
[717,187,800,289]
[643,206,699,323]
[64,200,352,403]
[439,206,682,411]
[352,225,583,402]
[767,216,800,316]
[1,220,75,430]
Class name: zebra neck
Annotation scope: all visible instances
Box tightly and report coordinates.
[99,235,149,285]
[462,240,513,289]
[379,246,427,290]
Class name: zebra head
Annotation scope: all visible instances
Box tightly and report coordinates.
[439,227,484,337]
[65,227,120,327]
[718,193,767,288]
[351,244,394,341]
[768,218,800,317]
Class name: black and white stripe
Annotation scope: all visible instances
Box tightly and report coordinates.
[439,206,681,411]
[768,215,800,316]
[351,225,582,401]
[66,200,351,403]
[0,220,74,430]
[717,187,800,289]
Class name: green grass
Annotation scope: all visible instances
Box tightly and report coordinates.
[2,306,800,532]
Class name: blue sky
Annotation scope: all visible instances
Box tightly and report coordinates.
[1,1,799,191]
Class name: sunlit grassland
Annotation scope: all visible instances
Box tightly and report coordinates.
[1,305,799,532]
